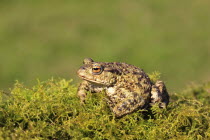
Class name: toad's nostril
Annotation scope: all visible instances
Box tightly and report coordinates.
[80,66,86,70]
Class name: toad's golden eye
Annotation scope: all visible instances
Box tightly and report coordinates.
[92,65,103,74]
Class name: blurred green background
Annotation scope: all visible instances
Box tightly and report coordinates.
[0,0,210,92]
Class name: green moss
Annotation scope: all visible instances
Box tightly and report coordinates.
[0,78,210,139]
[148,71,161,83]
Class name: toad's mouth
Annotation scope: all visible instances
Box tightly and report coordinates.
[78,75,106,85]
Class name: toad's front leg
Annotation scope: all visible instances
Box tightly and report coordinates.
[77,81,104,103]
[77,80,90,103]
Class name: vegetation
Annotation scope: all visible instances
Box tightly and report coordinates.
[0,75,209,139]
[0,0,209,139]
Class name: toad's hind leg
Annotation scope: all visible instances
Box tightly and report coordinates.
[150,81,169,108]
[112,95,146,117]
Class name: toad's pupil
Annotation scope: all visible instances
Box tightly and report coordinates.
[93,68,99,70]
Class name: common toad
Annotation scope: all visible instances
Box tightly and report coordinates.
[77,58,169,117]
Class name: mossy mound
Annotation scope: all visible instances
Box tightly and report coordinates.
[0,78,210,139]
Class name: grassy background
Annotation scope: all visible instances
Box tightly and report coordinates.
[0,0,210,92]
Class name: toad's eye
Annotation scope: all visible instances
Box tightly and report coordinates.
[92,65,103,74]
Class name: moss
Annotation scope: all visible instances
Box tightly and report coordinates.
[0,78,210,139]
